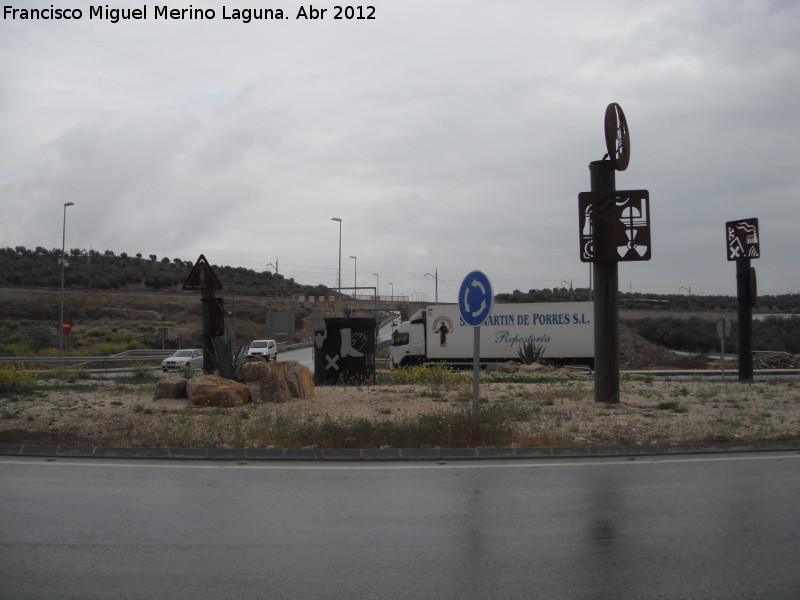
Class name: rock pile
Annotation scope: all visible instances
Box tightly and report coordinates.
[237,359,315,403]
[484,361,572,374]
[154,360,314,407]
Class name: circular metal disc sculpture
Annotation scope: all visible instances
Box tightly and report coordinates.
[604,102,630,171]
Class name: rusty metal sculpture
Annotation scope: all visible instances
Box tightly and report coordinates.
[604,102,630,171]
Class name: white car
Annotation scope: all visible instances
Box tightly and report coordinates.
[161,349,203,371]
[247,339,278,361]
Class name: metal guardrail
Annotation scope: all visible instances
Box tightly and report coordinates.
[0,349,175,367]
[0,344,315,367]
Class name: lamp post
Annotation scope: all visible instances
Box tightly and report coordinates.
[425,268,438,303]
[60,201,75,365]
[372,273,379,300]
[388,282,394,302]
[331,217,342,299]
[349,256,357,297]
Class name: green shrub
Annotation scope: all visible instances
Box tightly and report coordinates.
[42,367,91,383]
[0,364,36,394]
[98,342,127,355]
[131,361,154,379]
[517,341,545,365]
[383,365,462,387]
[656,401,688,413]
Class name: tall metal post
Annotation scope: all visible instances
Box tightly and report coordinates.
[590,160,619,403]
[59,201,74,366]
[331,218,342,297]
[425,269,439,303]
[472,328,481,416]
[350,256,357,295]
[736,258,753,381]
[201,287,215,374]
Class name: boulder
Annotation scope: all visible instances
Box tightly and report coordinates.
[485,361,520,373]
[238,360,288,403]
[237,360,314,403]
[519,362,550,373]
[186,375,251,407]
[282,361,315,399]
[155,377,187,399]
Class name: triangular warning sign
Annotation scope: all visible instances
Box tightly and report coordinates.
[183,254,223,290]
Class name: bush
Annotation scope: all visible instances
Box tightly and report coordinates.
[41,367,91,383]
[382,365,463,388]
[517,341,545,365]
[131,362,154,379]
[0,364,36,394]
[98,343,128,355]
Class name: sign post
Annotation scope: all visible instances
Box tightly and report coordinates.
[726,218,760,381]
[578,103,651,403]
[183,254,224,373]
[61,318,73,334]
[716,317,732,379]
[61,318,73,358]
[458,270,493,416]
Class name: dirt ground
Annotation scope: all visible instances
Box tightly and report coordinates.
[2,325,798,449]
[2,372,798,449]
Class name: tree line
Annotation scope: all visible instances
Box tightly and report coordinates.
[496,287,800,314]
[0,246,330,296]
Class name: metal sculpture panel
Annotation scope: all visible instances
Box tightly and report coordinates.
[579,190,651,262]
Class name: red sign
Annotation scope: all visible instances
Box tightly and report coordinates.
[62,318,73,333]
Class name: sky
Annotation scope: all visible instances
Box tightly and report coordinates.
[1,0,798,302]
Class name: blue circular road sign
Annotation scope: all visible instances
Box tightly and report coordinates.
[458,270,493,327]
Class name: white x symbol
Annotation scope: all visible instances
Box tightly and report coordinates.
[325,354,340,371]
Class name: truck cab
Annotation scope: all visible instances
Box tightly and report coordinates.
[390,310,426,367]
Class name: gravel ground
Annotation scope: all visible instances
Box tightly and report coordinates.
[1,373,798,449]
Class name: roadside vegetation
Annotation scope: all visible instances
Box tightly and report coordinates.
[0,246,329,294]
[622,315,800,355]
[2,365,797,450]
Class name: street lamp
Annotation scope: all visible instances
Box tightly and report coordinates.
[372,273,379,300]
[349,256,357,297]
[331,217,342,298]
[388,282,394,302]
[60,201,75,365]
[425,268,438,303]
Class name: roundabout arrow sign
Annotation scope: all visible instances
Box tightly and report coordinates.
[459,270,493,327]
[459,270,493,416]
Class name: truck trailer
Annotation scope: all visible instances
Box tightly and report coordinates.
[390,302,594,368]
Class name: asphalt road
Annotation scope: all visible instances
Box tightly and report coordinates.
[1,453,798,599]
[277,345,313,369]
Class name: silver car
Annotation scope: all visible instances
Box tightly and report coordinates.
[161,349,203,371]
[247,339,278,361]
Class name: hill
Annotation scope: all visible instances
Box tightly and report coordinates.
[1,246,798,364]
[0,246,330,296]
[0,286,332,356]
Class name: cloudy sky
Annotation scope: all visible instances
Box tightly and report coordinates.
[1,0,798,301]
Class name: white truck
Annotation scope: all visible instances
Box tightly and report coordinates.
[390,302,594,368]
